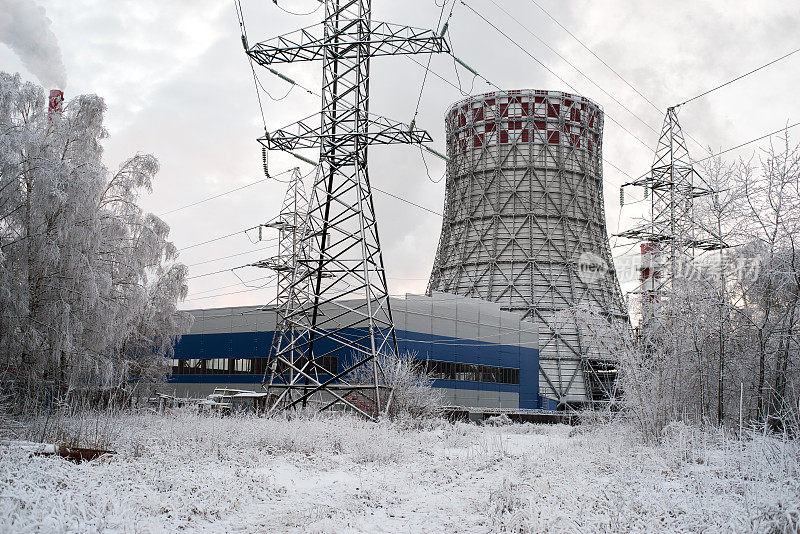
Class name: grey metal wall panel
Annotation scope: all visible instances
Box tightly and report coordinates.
[177,293,536,410]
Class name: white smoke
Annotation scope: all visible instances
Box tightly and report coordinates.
[0,0,67,89]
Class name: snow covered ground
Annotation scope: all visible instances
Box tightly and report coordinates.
[1,413,798,533]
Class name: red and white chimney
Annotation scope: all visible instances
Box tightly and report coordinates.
[640,242,660,297]
[48,89,64,120]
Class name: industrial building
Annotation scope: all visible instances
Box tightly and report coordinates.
[168,292,546,410]
[428,89,628,408]
[169,89,627,413]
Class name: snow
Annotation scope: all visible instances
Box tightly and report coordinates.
[1,414,798,532]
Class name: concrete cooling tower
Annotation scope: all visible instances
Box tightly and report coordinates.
[428,89,628,408]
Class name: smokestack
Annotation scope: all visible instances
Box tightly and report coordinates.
[48,89,63,120]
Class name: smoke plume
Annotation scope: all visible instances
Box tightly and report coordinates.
[0,0,67,89]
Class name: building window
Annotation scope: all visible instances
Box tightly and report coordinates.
[234,359,252,374]
[170,356,338,376]
[423,359,519,385]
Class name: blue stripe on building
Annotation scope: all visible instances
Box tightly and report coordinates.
[169,328,540,409]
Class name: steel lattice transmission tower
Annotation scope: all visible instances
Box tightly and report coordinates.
[618,107,726,300]
[245,0,449,417]
[252,168,317,395]
[252,167,311,333]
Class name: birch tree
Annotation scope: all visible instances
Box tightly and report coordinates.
[0,72,191,402]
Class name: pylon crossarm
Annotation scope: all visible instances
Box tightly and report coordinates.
[248,21,448,65]
[258,114,434,151]
[247,23,325,64]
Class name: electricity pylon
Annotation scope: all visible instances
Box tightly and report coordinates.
[245,0,449,418]
[618,106,727,349]
[619,107,725,293]
[251,169,311,394]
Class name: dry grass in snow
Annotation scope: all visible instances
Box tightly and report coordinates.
[1,413,799,533]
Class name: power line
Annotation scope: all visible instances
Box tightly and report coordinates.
[406,53,473,93]
[695,121,800,163]
[604,159,636,181]
[677,47,800,107]
[407,54,638,184]
[185,244,278,268]
[270,0,323,16]
[186,274,277,297]
[617,120,800,188]
[521,0,710,157]
[186,259,269,281]
[159,164,314,219]
[159,170,293,217]
[459,0,654,153]
[526,0,662,114]
[178,226,269,252]
[234,0,268,131]
[372,185,443,216]
[412,0,454,122]
[183,284,276,303]
[486,0,660,137]
[419,146,446,183]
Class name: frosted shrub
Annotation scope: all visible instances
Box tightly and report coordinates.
[347,351,442,420]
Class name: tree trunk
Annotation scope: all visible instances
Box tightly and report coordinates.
[756,328,767,423]
[774,294,796,406]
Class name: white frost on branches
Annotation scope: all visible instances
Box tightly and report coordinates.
[0,72,190,396]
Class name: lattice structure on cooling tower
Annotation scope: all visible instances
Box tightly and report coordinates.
[428,90,628,408]
[245,0,449,418]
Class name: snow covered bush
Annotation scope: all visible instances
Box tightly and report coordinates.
[0,72,191,407]
[346,351,442,420]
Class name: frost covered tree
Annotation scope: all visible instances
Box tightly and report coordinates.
[617,136,800,435]
[0,72,191,402]
[725,139,800,426]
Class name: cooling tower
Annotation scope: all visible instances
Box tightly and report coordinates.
[428,89,628,408]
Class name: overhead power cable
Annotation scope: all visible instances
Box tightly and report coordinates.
[186,274,277,298]
[179,226,274,252]
[515,0,711,156]
[412,0,454,123]
[183,283,277,303]
[619,120,800,209]
[406,50,638,184]
[527,0,662,114]
[159,169,294,217]
[419,146,446,183]
[406,54,475,94]
[234,0,268,130]
[459,0,654,152]
[270,0,323,16]
[676,47,800,108]
[372,185,443,216]
[486,0,659,136]
[695,121,800,163]
[187,261,255,281]
[185,244,278,268]
[185,241,279,279]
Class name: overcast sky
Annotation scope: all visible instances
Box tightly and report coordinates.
[2,0,799,310]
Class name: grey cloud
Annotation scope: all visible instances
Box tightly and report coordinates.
[8,0,800,307]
